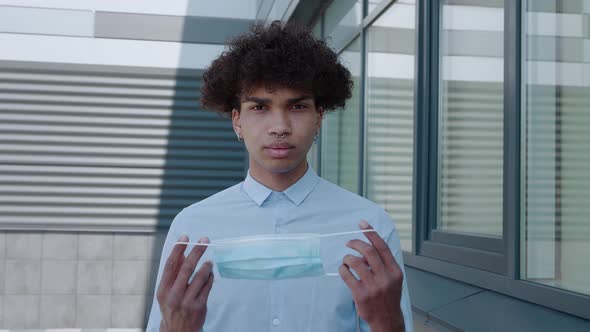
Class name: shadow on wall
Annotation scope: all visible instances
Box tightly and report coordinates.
[147,1,249,326]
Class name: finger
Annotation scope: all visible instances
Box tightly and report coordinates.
[159,234,189,292]
[338,264,360,291]
[359,221,399,272]
[346,239,385,274]
[185,260,214,300]
[343,254,373,282]
[195,271,215,306]
[170,237,210,296]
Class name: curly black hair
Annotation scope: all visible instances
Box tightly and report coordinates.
[200,20,353,117]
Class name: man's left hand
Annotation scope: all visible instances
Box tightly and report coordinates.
[339,220,405,332]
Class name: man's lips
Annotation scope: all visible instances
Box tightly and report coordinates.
[266,142,294,149]
[264,142,294,158]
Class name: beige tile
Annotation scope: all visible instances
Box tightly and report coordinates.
[5,260,41,294]
[112,260,152,295]
[78,233,113,260]
[4,294,40,328]
[113,233,150,260]
[76,294,111,328]
[77,260,112,294]
[111,295,148,328]
[41,260,77,294]
[146,232,167,261]
[40,294,75,328]
[42,232,77,260]
[6,232,42,259]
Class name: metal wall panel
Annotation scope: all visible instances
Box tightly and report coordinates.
[0,61,246,232]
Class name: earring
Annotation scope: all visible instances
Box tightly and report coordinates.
[236,133,242,142]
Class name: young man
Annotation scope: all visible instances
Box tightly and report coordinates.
[146,21,413,332]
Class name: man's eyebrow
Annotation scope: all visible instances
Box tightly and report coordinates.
[242,95,313,104]
[287,95,314,104]
[243,96,271,104]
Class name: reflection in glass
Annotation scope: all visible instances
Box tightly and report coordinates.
[321,38,361,194]
[366,1,416,251]
[324,0,363,51]
[522,1,590,296]
[437,1,504,236]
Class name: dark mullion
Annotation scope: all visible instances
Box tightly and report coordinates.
[413,0,435,254]
[359,24,367,197]
[317,14,324,175]
[427,0,441,240]
[503,0,522,280]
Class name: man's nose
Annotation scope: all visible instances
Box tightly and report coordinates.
[268,110,291,137]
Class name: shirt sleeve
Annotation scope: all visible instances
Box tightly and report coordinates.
[145,210,184,332]
[359,209,414,332]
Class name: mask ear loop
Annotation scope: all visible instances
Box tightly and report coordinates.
[173,230,379,247]
[319,229,396,277]
[173,242,215,247]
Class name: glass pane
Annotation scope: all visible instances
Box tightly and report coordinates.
[367,0,381,15]
[522,1,590,296]
[437,1,504,236]
[366,0,416,251]
[324,0,363,51]
[312,17,322,39]
[321,38,361,194]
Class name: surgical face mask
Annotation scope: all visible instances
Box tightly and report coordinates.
[176,229,377,280]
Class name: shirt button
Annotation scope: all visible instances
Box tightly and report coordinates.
[272,318,280,326]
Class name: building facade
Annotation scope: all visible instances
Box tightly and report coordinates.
[0,0,589,331]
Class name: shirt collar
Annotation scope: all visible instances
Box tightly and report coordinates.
[242,165,320,207]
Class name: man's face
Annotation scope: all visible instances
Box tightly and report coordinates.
[232,85,323,176]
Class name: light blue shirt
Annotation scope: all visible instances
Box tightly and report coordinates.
[147,166,413,332]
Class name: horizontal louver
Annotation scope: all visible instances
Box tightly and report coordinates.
[0,61,245,231]
[439,81,503,236]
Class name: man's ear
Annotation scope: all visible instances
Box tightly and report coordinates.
[232,109,242,137]
[316,107,325,130]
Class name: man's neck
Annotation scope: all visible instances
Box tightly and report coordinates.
[249,161,309,192]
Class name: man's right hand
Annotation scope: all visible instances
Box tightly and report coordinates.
[157,235,214,332]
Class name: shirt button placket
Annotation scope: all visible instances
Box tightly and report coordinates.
[272,317,280,326]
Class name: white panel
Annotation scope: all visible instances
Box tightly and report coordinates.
[527,12,584,38]
[0,5,93,36]
[584,39,590,62]
[372,3,415,29]
[526,61,586,86]
[0,0,258,19]
[0,33,225,69]
[367,53,414,79]
[443,5,504,32]
[441,56,503,82]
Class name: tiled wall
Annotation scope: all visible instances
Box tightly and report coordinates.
[0,230,167,329]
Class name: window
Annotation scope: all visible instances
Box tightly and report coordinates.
[324,0,363,51]
[522,0,590,297]
[437,0,504,236]
[303,0,590,321]
[365,1,416,251]
[321,38,362,194]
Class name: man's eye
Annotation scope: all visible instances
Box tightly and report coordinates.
[251,105,266,111]
[292,104,307,110]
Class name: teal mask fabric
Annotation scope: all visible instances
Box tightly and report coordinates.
[213,234,324,280]
[176,229,376,280]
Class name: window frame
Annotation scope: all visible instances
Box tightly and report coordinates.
[305,0,590,320]
[408,0,590,320]
[415,0,507,274]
